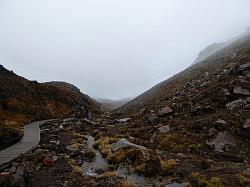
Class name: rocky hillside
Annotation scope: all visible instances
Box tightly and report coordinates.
[0,66,101,150]
[44,81,100,108]
[106,33,250,185]
[193,28,250,64]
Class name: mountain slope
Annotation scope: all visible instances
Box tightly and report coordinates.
[0,66,101,149]
[109,33,250,185]
[192,28,250,64]
[116,33,250,115]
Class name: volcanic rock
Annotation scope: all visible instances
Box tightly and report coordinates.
[42,155,53,167]
[226,99,246,111]
[206,132,235,152]
[158,125,171,133]
[158,106,173,116]
[148,114,158,123]
[112,138,146,151]
[233,86,250,95]
[243,119,250,129]
[115,118,131,123]
[238,62,250,72]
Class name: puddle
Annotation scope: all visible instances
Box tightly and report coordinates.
[117,166,152,187]
[81,136,108,176]
[81,136,154,186]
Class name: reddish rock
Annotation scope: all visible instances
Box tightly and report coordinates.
[243,119,250,129]
[42,155,53,167]
[0,172,13,186]
[158,106,173,116]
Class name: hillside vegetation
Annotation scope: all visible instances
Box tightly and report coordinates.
[0,66,101,150]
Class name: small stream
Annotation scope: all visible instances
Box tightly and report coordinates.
[81,135,108,176]
[81,135,151,186]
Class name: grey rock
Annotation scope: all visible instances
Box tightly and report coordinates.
[10,167,16,174]
[243,119,250,129]
[176,153,187,158]
[52,156,59,162]
[222,89,231,96]
[247,97,250,103]
[243,104,250,110]
[226,99,246,111]
[65,146,77,152]
[84,118,96,125]
[158,125,171,133]
[112,138,146,151]
[233,86,250,95]
[158,106,173,116]
[49,140,60,146]
[206,132,235,152]
[139,108,146,115]
[115,118,131,123]
[148,114,158,123]
[239,62,250,72]
[16,165,25,176]
[215,119,228,125]
[164,182,191,187]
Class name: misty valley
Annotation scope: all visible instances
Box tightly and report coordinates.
[0,1,250,187]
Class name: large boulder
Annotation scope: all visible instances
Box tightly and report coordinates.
[206,132,235,152]
[158,107,173,116]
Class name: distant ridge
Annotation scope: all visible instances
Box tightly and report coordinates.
[192,27,250,65]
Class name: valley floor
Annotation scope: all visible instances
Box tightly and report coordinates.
[0,117,249,187]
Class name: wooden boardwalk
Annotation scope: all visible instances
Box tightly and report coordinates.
[0,120,54,168]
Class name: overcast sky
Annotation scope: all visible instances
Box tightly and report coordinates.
[0,0,250,100]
